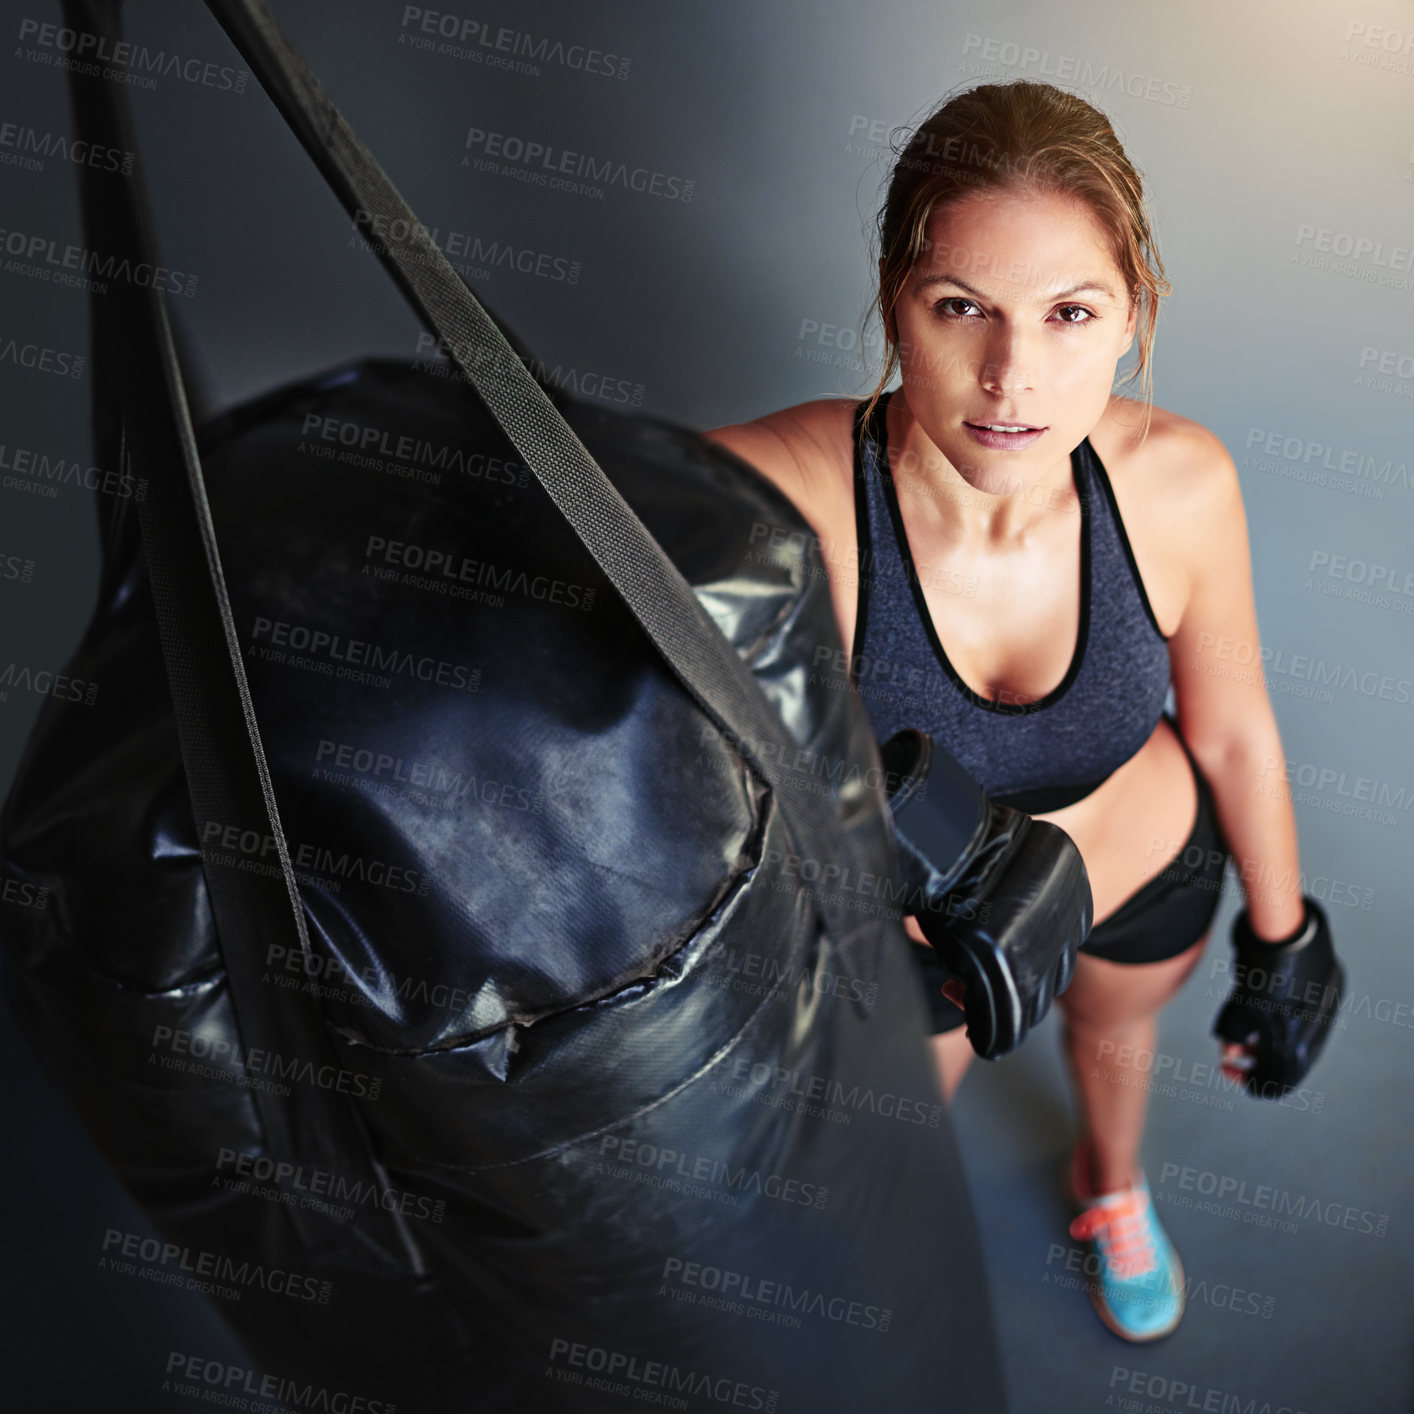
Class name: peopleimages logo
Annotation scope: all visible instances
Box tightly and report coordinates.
[1108,1365,1309,1414]
[0,118,134,174]
[1157,1163,1390,1238]
[398,6,632,80]
[708,1054,944,1129]
[164,1352,395,1413]
[0,336,84,380]
[1340,20,1414,76]
[546,1338,778,1411]
[362,534,597,612]
[149,1024,384,1101]
[462,126,694,202]
[959,34,1191,106]
[0,662,99,706]
[349,209,582,284]
[1243,427,1410,492]
[215,1148,446,1224]
[101,1229,330,1304]
[595,1134,829,1210]
[248,615,482,694]
[660,1256,893,1332]
[15,17,249,91]
[201,818,430,897]
[0,440,145,498]
[0,224,198,295]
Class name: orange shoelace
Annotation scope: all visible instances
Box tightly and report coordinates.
[1069,1189,1158,1280]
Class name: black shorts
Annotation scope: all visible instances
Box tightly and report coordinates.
[910,728,1230,1035]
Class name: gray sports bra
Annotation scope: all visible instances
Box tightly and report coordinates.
[846,389,1172,812]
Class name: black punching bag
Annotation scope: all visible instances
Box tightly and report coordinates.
[0,2,1010,1409]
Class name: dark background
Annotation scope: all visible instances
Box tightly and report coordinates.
[2,1,1411,1409]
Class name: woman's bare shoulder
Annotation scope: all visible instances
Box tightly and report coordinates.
[700,397,858,524]
[1091,394,1240,520]
[1089,396,1245,632]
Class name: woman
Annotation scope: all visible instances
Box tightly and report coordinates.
[702,80,1309,1343]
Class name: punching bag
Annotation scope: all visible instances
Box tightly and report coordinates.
[0,1,1021,1408]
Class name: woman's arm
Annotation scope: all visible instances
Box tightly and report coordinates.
[1164,422,1306,942]
[704,412,831,537]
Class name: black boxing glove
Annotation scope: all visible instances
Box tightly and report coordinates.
[880,728,1092,1060]
[1212,895,1345,1099]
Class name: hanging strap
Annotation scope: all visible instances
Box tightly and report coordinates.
[199,0,873,946]
[62,0,426,1276]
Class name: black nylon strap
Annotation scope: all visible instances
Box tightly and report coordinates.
[62,0,424,1275]
[200,0,869,946]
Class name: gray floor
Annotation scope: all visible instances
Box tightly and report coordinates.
[951,858,1414,1413]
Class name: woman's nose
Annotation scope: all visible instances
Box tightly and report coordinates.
[976,327,1037,395]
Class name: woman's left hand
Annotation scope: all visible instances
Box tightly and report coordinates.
[1218,1040,1256,1084]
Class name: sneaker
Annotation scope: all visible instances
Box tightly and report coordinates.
[1060,1136,1185,1341]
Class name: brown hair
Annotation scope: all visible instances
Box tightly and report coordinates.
[860,80,1170,443]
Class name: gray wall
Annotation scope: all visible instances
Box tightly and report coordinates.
[2,1,1411,1409]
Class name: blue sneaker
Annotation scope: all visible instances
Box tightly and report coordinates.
[1062,1138,1185,1341]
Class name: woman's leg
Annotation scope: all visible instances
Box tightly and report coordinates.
[927,931,1208,1123]
[927,1024,975,1107]
[1055,935,1210,1192]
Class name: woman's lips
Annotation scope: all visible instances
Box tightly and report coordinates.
[962,421,1047,450]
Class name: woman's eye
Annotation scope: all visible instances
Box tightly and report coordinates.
[1054,304,1096,325]
[935,297,980,318]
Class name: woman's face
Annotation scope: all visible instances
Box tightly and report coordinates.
[890,186,1139,495]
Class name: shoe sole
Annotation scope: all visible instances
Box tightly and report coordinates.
[1058,1154,1187,1343]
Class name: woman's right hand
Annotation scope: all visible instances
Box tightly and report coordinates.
[903,913,967,1012]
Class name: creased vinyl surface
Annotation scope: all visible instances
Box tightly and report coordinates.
[0,358,1006,1412]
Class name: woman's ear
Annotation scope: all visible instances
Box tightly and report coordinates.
[1120,296,1139,358]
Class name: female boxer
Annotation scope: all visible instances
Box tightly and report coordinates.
[704,80,1310,1342]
